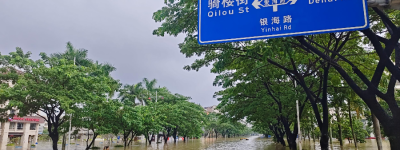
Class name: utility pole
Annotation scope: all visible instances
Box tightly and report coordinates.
[67,57,75,150]
[330,117,333,148]
[68,115,72,150]
[295,81,302,150]
[297,100,302,150]
[155,86,161,143]
[156,89,158,143]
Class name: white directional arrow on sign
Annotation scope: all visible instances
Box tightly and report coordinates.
[288,0,297,4]
[252,0,262,9]
[252,0,297,12]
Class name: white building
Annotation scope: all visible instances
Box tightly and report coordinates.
[0,111,45,149]
[0,79,45,149]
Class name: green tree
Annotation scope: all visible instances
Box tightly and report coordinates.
[49,42,93,67]
[111,101,143,147]
[47,42,120,150]
[152,2,400,149]
[204,112,219,138]
[74,100,120,150]
[118,83,144,105]
[212,57,312,150]
[341,118,369,143]
[0,48,117,150]
[173,101,207,141]
[138,102,165,145]
[151,87,201,143]
[142,78,158,105]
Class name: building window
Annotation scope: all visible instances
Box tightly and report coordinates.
[9,122,15,130]
[10,109,15,115]
[17,123,23,130]
[30,123,37,130]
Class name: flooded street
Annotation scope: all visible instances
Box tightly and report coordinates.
[6,136,391,150]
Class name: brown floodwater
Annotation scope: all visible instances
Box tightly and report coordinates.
[6,136,391,150]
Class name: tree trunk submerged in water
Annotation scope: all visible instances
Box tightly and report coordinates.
[163,128,172,144]
[51,136,59,150]
[163,134,168,143]
[336,107,343,147]
[319,66,330,150]
[269,124,286,146]
[278,136,285,146]
[388,130,400,150]
[85,133,98,150]
[287,134,297,150]
[348,102,357,148]
[127,132,136,146]
[281,119,298,150]
[283,126,297,150]
[309,65,331,150]
[320,133,329,150]
[372,114,383,150]
[173,127,178,143]
[277,129,286,146]
[123,130,130,147]
[147,133,153,145]
[384,117,400,150]
[47,118,62,150]
[62,134,66,150]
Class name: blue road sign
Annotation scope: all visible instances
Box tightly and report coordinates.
[117,136,120,140]
[198,0,369,44]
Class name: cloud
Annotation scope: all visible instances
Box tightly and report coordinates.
[0,0,222,107]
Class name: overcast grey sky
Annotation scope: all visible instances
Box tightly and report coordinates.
[0,0,222,107]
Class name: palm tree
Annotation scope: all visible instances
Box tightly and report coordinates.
[92,61,116,75]
[142,78,158,104]
[118,83,144,105]
[50,42,93,66]
[143,78,157,92]
[49,42,119,96]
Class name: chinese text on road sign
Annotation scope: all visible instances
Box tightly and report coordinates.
[198,0,369,44]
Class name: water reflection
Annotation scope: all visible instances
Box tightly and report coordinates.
[300,139,391,150]
[6,136,391,150]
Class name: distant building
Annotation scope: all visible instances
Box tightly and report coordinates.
[0,76,46,149]
[0,81,45,150]
[203,105,219,114]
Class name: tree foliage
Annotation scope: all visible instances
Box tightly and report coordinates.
[0,45,118,150]
[152,1,400,149]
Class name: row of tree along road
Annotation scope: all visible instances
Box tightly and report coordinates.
[0,43,252,150]
[152,2,400,150]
